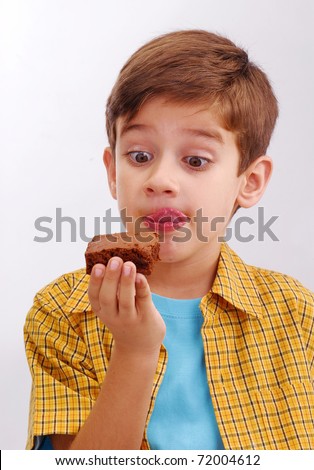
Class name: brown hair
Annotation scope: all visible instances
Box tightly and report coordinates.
[106,30,278,174]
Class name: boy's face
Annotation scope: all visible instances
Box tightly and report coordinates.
[104,97,249,264]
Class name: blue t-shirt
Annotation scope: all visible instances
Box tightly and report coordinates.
[148,293,224,450]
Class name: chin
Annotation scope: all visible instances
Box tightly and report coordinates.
[158,237,193,263]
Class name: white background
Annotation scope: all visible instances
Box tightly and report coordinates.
[1,0,313,450]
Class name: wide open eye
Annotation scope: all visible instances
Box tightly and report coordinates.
[128,151,153,164]
[184,156,210,169]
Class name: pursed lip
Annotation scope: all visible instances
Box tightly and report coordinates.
[142,207,190,232]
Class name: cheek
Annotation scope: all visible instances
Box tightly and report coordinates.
[116,176,138,211]
[194,181,238,225]
[116,169,129,193]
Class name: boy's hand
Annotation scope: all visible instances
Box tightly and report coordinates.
[88,258,166,357]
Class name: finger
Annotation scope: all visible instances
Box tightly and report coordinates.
[98,257,123,314]
[88,263,106,314]
[135,273,152,309]
[118,262,136,317]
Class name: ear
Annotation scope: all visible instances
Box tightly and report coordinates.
[236,155,273,208]
[103,147,117,200]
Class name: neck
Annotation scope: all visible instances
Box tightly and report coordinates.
[147,244,221,299]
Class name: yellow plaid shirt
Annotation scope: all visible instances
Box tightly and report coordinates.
[24,243,314,450]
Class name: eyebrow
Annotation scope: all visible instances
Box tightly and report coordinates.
[182,128,224,144]
[120,123,150,138]
[120,122,224,144]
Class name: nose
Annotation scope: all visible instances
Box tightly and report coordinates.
[143,159,179,197]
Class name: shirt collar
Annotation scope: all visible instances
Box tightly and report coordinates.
[209,243,263,318]
[64,243,263,318]
[63,271,91,314]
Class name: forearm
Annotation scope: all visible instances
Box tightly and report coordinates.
[70,347,160,450]
[67,260,165,450]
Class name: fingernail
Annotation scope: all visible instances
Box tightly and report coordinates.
[94,267,103,278]
[109,259,120,270]
[123,264,132,276]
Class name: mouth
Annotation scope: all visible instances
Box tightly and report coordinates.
[142,208,190,232]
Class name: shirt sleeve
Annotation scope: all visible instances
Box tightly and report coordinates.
[295,281,314,379]
[24,288,101,450]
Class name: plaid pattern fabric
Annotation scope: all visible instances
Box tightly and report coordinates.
[24,243,314,450]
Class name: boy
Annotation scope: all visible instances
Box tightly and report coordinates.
[24,30,314,450]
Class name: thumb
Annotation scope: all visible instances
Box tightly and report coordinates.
[135,273,152,305]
